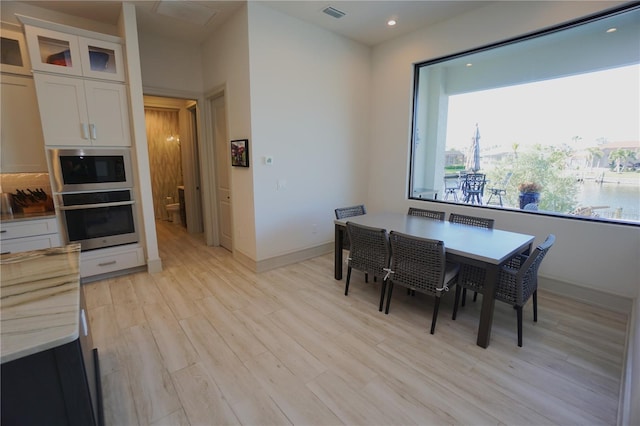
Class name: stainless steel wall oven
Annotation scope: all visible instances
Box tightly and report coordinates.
[57,189,138,251]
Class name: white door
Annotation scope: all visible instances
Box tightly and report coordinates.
[213,95,232,251]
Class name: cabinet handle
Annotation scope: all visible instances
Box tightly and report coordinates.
[0,230,7,233]
[1,251,10,255]
[81,309,88,337]
[89,124,97,140]
[81,123,90,140]
[98,260,116,267]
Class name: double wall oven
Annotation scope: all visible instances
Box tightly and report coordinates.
[49,148,138,251]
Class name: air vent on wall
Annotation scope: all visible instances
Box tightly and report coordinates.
[322,6,346,19]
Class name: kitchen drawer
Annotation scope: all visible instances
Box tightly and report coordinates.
[0,218,58,240]
[1,234,61,255]
[80,245,144,278]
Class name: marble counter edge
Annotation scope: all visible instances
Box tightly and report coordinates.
[1,244,81,364]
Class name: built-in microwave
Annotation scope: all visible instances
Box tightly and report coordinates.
[49,148,133,193]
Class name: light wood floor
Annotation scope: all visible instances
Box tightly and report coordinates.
[84,220,628,425]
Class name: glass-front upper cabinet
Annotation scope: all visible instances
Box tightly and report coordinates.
[23,25,124,82]
[0,24,31,75]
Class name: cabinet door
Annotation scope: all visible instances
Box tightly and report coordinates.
[1,25,31,75]
[78,37,125,82]
[0,74,47,172]
[84,80,131,146]
[34,74,90,146]
[24,26,82,77]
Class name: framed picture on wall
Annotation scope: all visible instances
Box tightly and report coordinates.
[230,139,249,167]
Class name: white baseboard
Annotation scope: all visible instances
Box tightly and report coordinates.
[147,257,163,274]
[256,243,333,273]
[539,275,633,314]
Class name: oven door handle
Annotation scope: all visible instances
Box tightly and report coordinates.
[59,200,135,210]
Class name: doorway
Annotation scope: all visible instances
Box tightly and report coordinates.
[143,95,204,235]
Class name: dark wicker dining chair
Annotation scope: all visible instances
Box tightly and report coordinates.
[335,205,366,220]
[336,204,368,279]
[448,213,495,229]
[408,207,445,221]
[452,234,555,346]
[449,213,495,305]
[345,222,391,311]
[384,231,459,334]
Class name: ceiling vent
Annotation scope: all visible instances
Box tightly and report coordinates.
[322,6,346,19]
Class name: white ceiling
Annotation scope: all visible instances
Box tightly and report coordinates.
[19,1,492,46]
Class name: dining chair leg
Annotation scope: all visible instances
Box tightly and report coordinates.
[365,273,369,283]
[430,297,441,334]
[378,280,387,312]
[384,282,395,314]
[473,291,478,302]
[533,290,538,322]
[516,305,523,347]
[461,288,467,307]
[345,267,352,296]
[452,285,461,320]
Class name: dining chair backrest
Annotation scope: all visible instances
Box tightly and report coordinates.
[497,234,555,306]
[449,213,495,229]
[388,231,447,295]
[335,204,366,219]
[346,222,390,279]
[408,207,445,221]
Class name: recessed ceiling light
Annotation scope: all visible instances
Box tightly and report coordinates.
[606,27,617,33]
[466,63,473,67]
[387,19,397,26]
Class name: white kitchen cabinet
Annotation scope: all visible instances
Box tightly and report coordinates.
[0,74,47,172]
[1,23,31,75]
[0,217,60,255]
[80,244,144,280]
[23,25,125,82]
[34,73,131,147]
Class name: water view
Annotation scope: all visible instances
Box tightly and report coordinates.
[577,179,640,221]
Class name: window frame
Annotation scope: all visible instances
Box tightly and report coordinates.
[408,3,640,227]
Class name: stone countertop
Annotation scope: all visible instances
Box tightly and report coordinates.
[0,244,81,364]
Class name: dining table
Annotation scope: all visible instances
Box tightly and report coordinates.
[334,211,535,348]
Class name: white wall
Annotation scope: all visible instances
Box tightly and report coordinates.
[137,31,203,94]
[246,3,371,261]
[368,0,639,300]
[201,5,256,260]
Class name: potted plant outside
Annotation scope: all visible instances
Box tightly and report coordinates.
[518,181,542,209]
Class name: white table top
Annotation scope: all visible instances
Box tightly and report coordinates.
[335,212,534,265]
[1,244,81,364]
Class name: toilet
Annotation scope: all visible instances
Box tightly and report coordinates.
[166,203,181,225]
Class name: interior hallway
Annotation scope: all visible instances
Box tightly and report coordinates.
[83,220,628,425]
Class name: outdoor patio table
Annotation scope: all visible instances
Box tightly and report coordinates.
[334,212,534,348]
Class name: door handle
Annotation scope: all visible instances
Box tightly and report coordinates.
[89,124,97,140]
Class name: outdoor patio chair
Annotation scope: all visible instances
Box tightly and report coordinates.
[452,234,556,346]
[486,172,513,206]
[443,175,461,201]
[462,173,487,205]
[384,231,459,334]
[408,207,445,221]
[345,222,391,311]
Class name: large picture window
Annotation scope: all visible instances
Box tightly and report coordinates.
[409,4,639,224]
